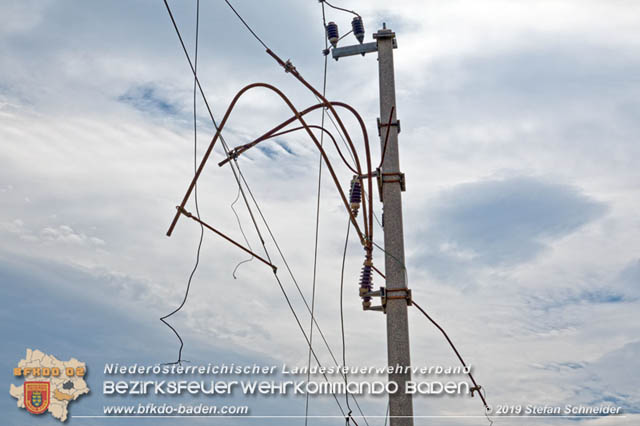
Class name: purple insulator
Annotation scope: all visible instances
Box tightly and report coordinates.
[359,264,373,301]
[326,21,339,47]
[349,178,362,216]
[351,16,365,44]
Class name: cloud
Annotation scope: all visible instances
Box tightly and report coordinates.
[118,84,181,116]
[413,176,606,282]
[1,0,639,423]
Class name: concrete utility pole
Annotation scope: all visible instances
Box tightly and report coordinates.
[333,24,414,426]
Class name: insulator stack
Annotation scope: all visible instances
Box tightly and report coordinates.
[326,21,339,47]
[359,256,373,308]
[351,16,365,43]
[349,177,362,217]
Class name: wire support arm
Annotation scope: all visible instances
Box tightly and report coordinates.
[176,206,276,272]
[232,124,359,175]
[265,49,375,247]
[219,100,376,249]
[167,82,369,246]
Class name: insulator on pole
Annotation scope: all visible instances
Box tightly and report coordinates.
[359,255,373,308]
[351,16,365,43]
[326,21,339,47]
[349,176,362,217]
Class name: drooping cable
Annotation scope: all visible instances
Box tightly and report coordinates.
[218,0,375,246]
[339,218,353,417]
[304,3,330,421]
[162,0,369,420]
[230,186,254,278]
[236,167,369,426]
[161,5,353,416]
[411,300,492,416]
[321,0,360,17]
[371,239,492,419]
[232,168,347,417]
[159,0,202,365]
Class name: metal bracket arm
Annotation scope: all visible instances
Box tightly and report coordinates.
[377,117,401,135]
[362,286,412,313]
[376,169,406,201]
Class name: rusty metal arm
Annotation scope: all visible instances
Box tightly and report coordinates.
[176,206,277,271]
[265,49,375,248]
[167,82,370,247]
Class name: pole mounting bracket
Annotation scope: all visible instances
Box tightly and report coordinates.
[376,168,406,201]
[362,286,412,313]
[377,117,400,135]
[385,288,412,305]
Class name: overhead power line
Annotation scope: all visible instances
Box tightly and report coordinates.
[159,0,202,366]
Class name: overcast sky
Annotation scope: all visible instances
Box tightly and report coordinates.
[1,1,639,425]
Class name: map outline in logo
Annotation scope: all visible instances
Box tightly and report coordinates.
[10,349,90,422]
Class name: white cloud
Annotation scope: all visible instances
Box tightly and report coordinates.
[0,0,639,420]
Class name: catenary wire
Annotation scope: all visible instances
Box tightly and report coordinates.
[162,1,370,422]
[217,4,373,421]
[230,186,254,278]
[223,0,269,50]
[339,218,353,416]
[236,165,370,425]
[321,0,361,17]
[162,2,355,416]
[370,239,492,417]
[411,300,491,413]
[159,0,202,365]
[176,2,493,424]
[304,5,330,421]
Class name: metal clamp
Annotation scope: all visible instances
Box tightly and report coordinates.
[362,287,386,312]
[284,59,297,74]
[362,287,412,312]
[376,168,406,201]
[377,117,401,135]
[385,288,412,305]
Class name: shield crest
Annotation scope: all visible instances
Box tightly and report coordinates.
[24,381,50,414]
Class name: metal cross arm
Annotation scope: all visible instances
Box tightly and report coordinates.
[176,206,277,272]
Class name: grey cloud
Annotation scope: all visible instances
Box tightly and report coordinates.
[118,84,181,116]
[412,176,607,280]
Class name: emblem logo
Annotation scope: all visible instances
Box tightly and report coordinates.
[24,381,50,415]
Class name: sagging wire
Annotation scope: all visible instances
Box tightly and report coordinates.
[339,218,354,422]
[370,239,493,423]
[230,186,254,278]
[321,0,361,17]
[411,300,492,415]
[232,165,351,418]
[162,1,365,422]
[159,0,201,366]
[234,166,370,426]
[157,7,365,409]
[319,6,365,423]
[164,2,494,425]
[304,2,330,421]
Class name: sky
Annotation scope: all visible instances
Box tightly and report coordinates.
[1,0,639,425]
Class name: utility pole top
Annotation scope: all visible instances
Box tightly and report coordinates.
[373,26,395,40]
[331,25,397,61]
